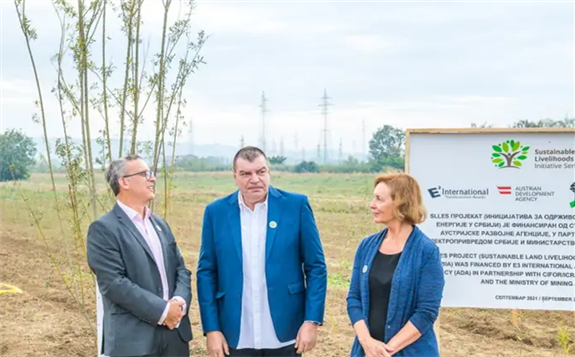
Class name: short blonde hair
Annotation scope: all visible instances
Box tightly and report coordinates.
[374,173,427,224]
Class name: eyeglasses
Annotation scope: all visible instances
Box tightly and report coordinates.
[122,170,155,181]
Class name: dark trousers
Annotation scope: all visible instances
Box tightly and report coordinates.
[229,344,300,357]
[112,327,189,357]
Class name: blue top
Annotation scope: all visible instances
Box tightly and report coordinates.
[346,225,445,357]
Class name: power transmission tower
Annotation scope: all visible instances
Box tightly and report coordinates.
[294,133,299,153]
[316,142,321,161]
[362,119,367,162]
[188,118,194,156]
[259,91,269,151]
[338,137,343,164]
[240,135,245,148]
[318,88,333,164]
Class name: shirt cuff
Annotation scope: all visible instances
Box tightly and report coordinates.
[157,302,170,325]
[171,296,187,314]
[305,320,322,326]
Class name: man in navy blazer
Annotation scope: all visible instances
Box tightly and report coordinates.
[197,146,327,357]
[87,155,192,357]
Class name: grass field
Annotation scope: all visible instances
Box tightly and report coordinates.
[0,172,572,356]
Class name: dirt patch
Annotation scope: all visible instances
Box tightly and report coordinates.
[0,229,95,357]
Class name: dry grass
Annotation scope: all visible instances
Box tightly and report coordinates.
[0,172,572,357]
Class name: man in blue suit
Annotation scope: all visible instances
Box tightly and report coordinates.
[197,146,327,357]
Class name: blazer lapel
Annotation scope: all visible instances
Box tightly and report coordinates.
[227,191,243,262]
[113,204,156,264]
[265,187,282,261]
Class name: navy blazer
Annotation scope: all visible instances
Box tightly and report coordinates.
[346,225,444,357]
[196,186,328,349]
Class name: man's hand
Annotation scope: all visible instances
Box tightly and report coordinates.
[295,321,318,354]
[206,331,229,357]
[163,299,184,330]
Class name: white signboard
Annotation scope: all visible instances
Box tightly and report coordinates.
[406,129,575,311]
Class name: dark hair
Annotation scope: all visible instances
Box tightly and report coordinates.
[105,155,143,196]
[233,146,268,171]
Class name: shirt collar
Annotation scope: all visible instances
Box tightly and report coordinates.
[117,199,151,220]
[238,190,268,210]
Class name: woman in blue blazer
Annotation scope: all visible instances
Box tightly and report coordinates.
[347,173,444,357]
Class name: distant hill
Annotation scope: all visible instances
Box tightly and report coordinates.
[31,137,368,167]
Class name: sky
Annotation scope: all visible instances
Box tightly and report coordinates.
[1,0,574,156]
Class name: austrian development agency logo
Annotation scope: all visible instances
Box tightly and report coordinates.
[570,182,575,208]
[491,139,530,169]
[497,186,512,195]
[497,185,554,202]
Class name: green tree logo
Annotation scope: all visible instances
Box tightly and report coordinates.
[569,182,575,208]
[491,140,530,169]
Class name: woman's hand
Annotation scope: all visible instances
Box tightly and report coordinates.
[353,320,395,357]
[360,336,394,357]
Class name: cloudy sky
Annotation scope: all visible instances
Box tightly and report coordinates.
[1,0,573,155]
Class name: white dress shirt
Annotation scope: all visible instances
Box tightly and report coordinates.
[236,192,295,349]
[116,200,185,325]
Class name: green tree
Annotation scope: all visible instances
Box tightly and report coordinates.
[471,122,493,128]
[269,155,287,164]
[0,128,37,181]
[294,161,319,173]
[512,118,574,128]
[369,125,405,159]
[368,125,405,171]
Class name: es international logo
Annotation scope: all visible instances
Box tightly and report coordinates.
[427,186,489,199]
[491,139,530,169]
[570,182,575,208]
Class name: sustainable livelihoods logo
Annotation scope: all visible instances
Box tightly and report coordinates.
[490,139,530,169]
[570,182,575,208]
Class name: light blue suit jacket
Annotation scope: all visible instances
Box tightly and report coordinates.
[196,186,328,348]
